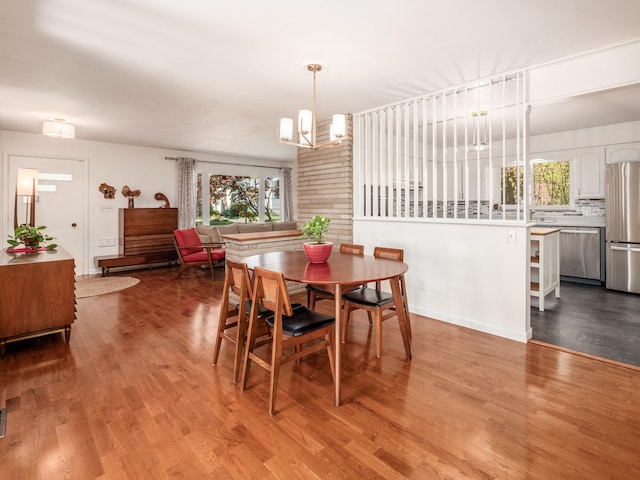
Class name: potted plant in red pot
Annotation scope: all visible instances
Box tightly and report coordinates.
[301,215,333,263]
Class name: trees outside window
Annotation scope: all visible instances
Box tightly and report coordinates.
[502,160,571,207]
[196,173,280,224]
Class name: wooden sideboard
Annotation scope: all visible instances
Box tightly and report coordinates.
[0,247,76,356]
[118,207,178,264]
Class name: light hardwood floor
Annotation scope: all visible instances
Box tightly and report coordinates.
[1,267,639,479]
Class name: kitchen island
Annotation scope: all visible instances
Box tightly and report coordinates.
[530,227,560,311]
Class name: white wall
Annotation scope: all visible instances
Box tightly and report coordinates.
[529,40,640,104]
[353,218,531,342]
[1,130,294,275]
[353,119,640,345]
[530,120,640,153]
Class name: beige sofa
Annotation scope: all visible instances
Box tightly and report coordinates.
[196,221,298,244]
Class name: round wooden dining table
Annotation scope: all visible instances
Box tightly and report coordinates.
[244,249,411,406]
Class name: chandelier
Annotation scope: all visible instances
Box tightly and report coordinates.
[470,110,489,151]
[277,64,346,150]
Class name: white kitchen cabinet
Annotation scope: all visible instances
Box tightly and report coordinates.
[606,142,640,164]
[530,227,560,311]
[575,147,605,198]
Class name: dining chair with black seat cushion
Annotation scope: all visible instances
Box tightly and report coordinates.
[341,246,412,359]
[241,266,335,415]
[212,259,271,383]
[172,228,225,281]
[306,243,366,310]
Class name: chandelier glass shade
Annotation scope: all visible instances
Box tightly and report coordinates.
[278,64,346,150]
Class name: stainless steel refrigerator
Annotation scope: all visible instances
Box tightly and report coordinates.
[606,162,640,293]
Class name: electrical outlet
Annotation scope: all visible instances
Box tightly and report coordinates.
[98,237,116,247]
[507,230,517,244]
[417,278,426,292]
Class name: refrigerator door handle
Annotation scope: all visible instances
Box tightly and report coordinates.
[610,245,640,252]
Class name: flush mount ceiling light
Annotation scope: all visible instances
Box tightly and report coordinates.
[42,118,75,139]
[277,63,346,150]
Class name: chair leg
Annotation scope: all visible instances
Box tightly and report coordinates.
[402,295,412,341]
[212,292,233,364]
[341,303,352,343]
[240,313,260,391]
[268,332,283,415]
[176,264,188,279]
[391,275,412,360]
[207,254,215,281]
[375,309,383,359]
[211,319,225,366]
[325,330,335,383]
[233,312,247,384]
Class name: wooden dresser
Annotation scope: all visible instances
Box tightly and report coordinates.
[0,247,76,356]
[118,207,178,264]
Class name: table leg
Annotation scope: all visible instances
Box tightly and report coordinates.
[334,283,342,407]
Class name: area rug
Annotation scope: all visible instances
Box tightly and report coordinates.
[75,276,140,298]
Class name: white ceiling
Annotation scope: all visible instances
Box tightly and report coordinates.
[1,0,640,162]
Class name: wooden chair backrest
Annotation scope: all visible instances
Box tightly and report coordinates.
[225,259,253,300]
[252,267,294,317]
[373,246,403,262]
[372,247,404,290]
[340,243,365,256]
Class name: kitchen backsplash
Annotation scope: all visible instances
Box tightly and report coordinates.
[574,198,605,216]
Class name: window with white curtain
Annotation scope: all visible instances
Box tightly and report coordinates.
[354,71,529,222]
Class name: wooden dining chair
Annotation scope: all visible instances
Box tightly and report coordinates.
[240,266,336,415]
[212,259,271,383]
[341,246,412,359]
[306,243,366,310]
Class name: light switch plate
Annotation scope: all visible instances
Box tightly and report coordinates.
[98,237,116,247]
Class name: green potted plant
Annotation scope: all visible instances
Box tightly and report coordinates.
[7,224,57,251]
[301,215,333,263]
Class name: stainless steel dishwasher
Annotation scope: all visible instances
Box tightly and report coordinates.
[558,226,602,281]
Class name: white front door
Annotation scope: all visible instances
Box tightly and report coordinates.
[7,155,87,274]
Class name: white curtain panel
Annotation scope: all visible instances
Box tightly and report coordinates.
[176,157,197,229]
[281,167,293,222]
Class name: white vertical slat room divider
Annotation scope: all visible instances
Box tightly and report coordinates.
[354,71,529,223]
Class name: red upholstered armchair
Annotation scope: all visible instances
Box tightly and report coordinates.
[172,228,225,280]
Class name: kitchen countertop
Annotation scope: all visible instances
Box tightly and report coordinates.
[531,227,561,235]
[531,215,605,228]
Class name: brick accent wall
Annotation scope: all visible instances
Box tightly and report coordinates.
[222,233,306,295]
[297,114,353,245]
